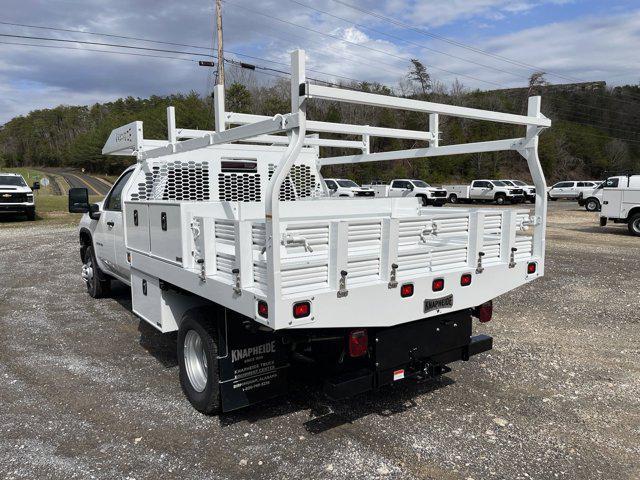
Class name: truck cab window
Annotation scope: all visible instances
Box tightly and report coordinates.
[105,170,134,212]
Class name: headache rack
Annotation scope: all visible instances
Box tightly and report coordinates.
[103,49,550,332]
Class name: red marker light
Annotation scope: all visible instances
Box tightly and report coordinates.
[293,301,311,319]
[400,283,414,298]
[527,262,537,274]
[460,273,472,286]
[474,301,493,323]
[348,329,368,357]
[432,278,445,292]
[257,300,268,318]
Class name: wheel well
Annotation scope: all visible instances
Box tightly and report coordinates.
[586,197,599,203]
[79,229,92,261]
[494,192,506,199]
[628,207,640,220]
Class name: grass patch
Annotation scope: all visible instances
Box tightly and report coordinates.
[0,194,104,228]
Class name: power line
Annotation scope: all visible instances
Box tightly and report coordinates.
[326,0,640,106]
[221,0,506,88]
[285,0,527,82]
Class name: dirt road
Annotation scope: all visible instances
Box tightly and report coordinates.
[0,203,638,479]
[42,168,112,196]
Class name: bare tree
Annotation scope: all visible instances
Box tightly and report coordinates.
[408,59,431,96]
[527,71,549,97]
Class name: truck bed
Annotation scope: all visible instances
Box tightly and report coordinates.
[125,197,537,331]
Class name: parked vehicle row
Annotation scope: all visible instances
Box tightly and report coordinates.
[443,180,526,205]
[547,180,599,200]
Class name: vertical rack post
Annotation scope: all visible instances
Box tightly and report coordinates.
[429,113,439,148]
[214,84,226,133]
[167,107,177,144]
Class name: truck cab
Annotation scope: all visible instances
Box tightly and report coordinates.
[500,179,536,203]
[470,180,524,204]
[324,178,374,198]
[388,179,447,206]
[0,173,38,220]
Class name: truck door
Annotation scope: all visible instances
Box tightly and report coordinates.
[99,170,134,281]
[389,180,409,197]
[325,180,338,197]
[601,189,623,218]
[470,181,490,200]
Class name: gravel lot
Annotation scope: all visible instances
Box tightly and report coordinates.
[1,203,638,480]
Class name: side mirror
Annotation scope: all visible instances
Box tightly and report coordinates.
[488,184,494,190]
[69,187,93,215]
[407,184,414,191]
[32,181,40,190]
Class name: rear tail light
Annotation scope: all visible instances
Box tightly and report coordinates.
[348,329,368,357]
[527,262,537,274]
[293,301,311,319]
[400,283,414,298]
[460,273,472,286]
[432,278,445,292]
[257,300,268,318]
[473,301,493,323]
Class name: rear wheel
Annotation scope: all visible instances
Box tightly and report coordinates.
[449,194,458,204]
[177,307,221,414]
[585,198,600,212]
[628,213,640,237]
[83,246,111,298]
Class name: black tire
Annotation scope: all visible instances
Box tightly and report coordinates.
[495,194,506,205]
[628,213,640,237]
[177,307,221,414]
[585,198,600,212]
[83,246,111,298]
[449,194,458,204]
[25,208,36,221]
[417,195,429,207]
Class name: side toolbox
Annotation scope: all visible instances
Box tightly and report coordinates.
[124,203,150,253]
[130,268,208,333]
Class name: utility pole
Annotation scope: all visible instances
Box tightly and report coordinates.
[216,0,224,86]
[213,0,226,132]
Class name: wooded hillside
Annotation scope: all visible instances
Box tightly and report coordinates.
[1,75,638,183]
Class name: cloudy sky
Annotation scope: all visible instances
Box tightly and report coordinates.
[0,0,639,124]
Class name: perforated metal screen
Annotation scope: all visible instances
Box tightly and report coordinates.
[130,161,210,201]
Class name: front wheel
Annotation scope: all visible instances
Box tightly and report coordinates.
[178,308,221,414]
[628,213,640,237]
[585,199,600,212]
[25,208,36,221]
[83,246,111,298]
[495,195,506,205]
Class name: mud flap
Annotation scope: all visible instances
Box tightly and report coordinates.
[217,312,289,412]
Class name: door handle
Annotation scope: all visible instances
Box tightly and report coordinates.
[106,221,115,228]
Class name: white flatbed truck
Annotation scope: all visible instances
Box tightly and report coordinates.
[68,50,551,414]
[444,180,526,205]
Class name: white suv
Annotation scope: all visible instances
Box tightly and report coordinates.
[547,181,599,200]
[0,173,38,220]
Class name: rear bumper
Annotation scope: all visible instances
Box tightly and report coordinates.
[324,312,493,399]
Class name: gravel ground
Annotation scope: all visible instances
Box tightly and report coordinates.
[1,203,638,480]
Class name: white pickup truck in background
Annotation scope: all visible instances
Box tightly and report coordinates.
[443,180,525,205]
[500,179,536,203]
[363,179,448,206]
[0,173,39,220]
[599,175,640,236]
[324,178,375,198]
[547,181,599,200]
